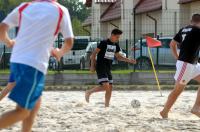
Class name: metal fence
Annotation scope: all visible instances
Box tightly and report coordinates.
[1,9,197,71]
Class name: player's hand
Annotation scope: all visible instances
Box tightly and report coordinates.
[51,48,63,62]
[6,39,15,48]
[128,59,137,64]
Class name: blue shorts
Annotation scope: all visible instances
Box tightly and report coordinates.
[8,72,15,83]
[9,63,45,110]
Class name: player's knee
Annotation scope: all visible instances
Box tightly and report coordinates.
[16,106,31,119]
[102,83,109,88]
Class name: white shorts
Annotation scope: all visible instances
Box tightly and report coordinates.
[174,60,200,85]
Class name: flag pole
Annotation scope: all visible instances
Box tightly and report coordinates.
[147,47,163,97]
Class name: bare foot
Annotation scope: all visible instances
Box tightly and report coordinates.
[191,108,200,118]
[85,91,91,103]
[160,111,168,119]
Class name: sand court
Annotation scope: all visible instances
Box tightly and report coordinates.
[0,91,200,132]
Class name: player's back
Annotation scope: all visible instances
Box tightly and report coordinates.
[175,25,200,64]
[11,1,64,74]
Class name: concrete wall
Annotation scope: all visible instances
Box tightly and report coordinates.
[0,73,177,86]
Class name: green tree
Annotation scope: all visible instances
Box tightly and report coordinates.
[57,0,90,36]
[0,0,90,36]
[58,0,90,22]
[72,17,89,36]
[0,0,29,13]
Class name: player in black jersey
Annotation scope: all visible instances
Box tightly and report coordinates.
[85,29,136,107]
[161,14,200,118]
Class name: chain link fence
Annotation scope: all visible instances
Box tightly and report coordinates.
[0,9,197,72]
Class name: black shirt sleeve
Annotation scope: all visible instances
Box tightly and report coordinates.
[115,43,121,53]
[97,41,105,50]
[173,29,182,43]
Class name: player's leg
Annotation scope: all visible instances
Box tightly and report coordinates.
[105,70,113,107]
[0,63,45,130]
[22,97,41,132]
[85,85,105,103]
[85,68,108,103]
[191,65,200,117]
[160,61,191,118]
[103,82,111,107]
[160,83,185,118]
[0,105,30,129]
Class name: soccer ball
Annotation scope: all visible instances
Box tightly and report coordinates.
[131,99,141,108]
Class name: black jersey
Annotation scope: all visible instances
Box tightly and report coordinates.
[174,25,200,64]
[96,39,120,70]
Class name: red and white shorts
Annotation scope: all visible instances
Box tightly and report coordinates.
[174,60,200,85]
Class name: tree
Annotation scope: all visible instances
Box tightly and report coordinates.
[0,0,29,13]
[57,0,90,36]
[0,0,90,36]
[72,17,90,36]
[57,0,90,22]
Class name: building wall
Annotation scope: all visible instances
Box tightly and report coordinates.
[141,11,162,36]
[135,0,180,39]
[100,19,121,40]
[179,1,200,28]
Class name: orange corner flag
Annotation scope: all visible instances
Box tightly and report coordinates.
[146,36,162,48]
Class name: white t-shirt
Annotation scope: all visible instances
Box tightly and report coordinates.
[3,1,74,74]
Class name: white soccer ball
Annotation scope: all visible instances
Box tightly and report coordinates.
[131,99,141,108]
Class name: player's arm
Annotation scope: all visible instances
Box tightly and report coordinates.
[171,29,182,60]
[52,38,74,61]
[115,53,136,64]
[52,7,74,61]
[0,3,23,48]
[0,23,15,48]
[90,48,100,72]
[170,40,179,60]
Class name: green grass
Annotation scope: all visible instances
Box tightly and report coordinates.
[0,69,175,75]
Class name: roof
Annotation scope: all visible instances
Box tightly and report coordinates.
[179,0,199,4]
[100,0,121,22]
[135,0,162,14]
[85,0,116,7]
[85,0,92,7]
[82,15,92,26]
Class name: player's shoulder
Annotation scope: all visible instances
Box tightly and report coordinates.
[179,25,194,33]
[100,39,108,44]
[191,26,200,32]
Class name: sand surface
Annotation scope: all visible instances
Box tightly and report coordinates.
[0,91,200,132]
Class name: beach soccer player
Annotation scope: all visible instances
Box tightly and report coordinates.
[0,0,74,131]
[160,14,200,118]
[85,29,136,107]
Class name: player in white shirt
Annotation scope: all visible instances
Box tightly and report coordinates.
[0,0,74,131]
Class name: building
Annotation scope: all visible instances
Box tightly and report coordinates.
[134,0,180,39]
[179,0,200,27]
[84,0,199,42]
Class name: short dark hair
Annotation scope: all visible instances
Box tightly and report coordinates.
[192,14,200,23]
[111,29,123,35]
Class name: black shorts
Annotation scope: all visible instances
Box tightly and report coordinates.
[96,66,113,85]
